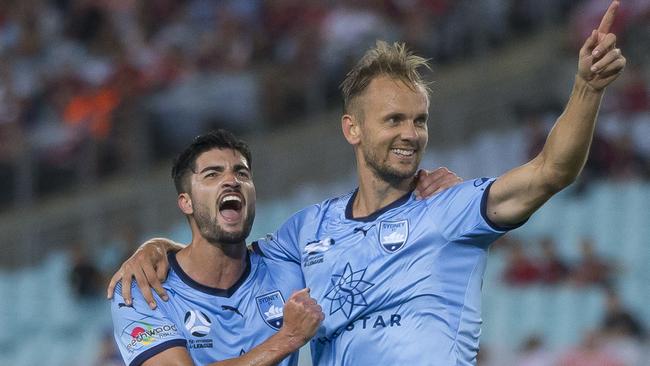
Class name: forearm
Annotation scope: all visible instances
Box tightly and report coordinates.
[207,331,302,366]
[538,75,604,189]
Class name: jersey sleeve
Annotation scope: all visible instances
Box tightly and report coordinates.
[426,177,525,246]
[252,208,307,265]
[111,281,186,366]
[251,210,311,289]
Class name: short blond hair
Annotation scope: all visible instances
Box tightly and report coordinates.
[340,40,432,114]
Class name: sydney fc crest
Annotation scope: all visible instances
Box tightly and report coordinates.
[379,220,409,253]
[256,291,285,330]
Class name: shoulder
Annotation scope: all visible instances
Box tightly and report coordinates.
[423,177,495,205]
[110,280,172,315]
[111,280,187,366]
[111,280,145,304]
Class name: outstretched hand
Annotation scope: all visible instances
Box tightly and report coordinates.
[577,0,626,91]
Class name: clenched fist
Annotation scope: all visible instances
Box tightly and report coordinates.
[278,288,325,349]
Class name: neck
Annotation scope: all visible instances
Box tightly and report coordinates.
[352,165,414,218]
[176,230,248,289]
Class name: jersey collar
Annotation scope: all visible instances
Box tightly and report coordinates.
[344,188,413,222]
[168,251,252,298]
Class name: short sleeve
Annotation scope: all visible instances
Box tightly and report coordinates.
[111,281,186,366]
[251,211,310,290]
[426,177,525,246]
[252,209,306,265]
[252,236,305,291]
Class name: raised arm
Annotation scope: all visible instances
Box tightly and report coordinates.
[487,0,626,226]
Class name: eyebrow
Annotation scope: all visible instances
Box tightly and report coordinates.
[384,112,429,120]
[233,163,251,172]
[198,164,250,174]
[385,112,406,120]
[199,165,224,174]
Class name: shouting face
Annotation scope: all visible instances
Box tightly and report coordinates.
[183,148,256,245]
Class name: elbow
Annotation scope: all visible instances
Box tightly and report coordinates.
[536,154,582,194]
[542,170,578,194]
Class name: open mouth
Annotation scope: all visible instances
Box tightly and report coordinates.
[218,194,243,222]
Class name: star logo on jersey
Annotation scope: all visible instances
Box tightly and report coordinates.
[324,263,374,319]
[256,291,285,330]
[379,220,409,253]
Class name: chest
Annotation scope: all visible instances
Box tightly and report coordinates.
[164,275,289,359]
[299,213,447,301]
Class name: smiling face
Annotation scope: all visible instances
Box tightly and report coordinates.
[181,148,256,245]
[346,75,429,186]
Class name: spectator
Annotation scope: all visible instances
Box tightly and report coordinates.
[514,335,556,366]
[69,245,102,300]
[571,237,615,287]
[602,288,645,340]
[503,240,541,286]
[557,330,625,366]
[537,236,570,284]
[600,288,646,365]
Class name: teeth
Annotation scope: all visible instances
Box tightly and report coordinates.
[392,148,414,156]
[221,195,241,203]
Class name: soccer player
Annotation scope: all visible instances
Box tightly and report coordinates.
[110,130,459,366]
[111,1,625,365]
[111,130,325,366]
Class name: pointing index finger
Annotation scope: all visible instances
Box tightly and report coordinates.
[598,0,619,34]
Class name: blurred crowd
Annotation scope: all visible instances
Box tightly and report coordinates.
[486,233,647,365]
[478,287,646,366]
[2,0,648,209]
[500,236,616,288]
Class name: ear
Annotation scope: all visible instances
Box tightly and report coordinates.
[341,114,361,145]
[178,193,193,215]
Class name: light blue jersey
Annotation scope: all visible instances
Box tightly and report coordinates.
[254,178,522,366]
[111,251,303,366]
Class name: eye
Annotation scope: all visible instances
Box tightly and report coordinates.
[387,115,401,125]
[414,118,427,127]
[237,170,251,179]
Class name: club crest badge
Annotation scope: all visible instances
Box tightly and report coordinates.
[379,220,409,253]
[256,291,285,330]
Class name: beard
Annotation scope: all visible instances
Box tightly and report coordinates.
[362,145,420,187]
[193,202,255,245]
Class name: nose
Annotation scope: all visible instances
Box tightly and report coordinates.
[400,120,419,141]
[221,170,241,188]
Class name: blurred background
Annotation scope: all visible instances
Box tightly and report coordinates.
[0,0,648,365]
